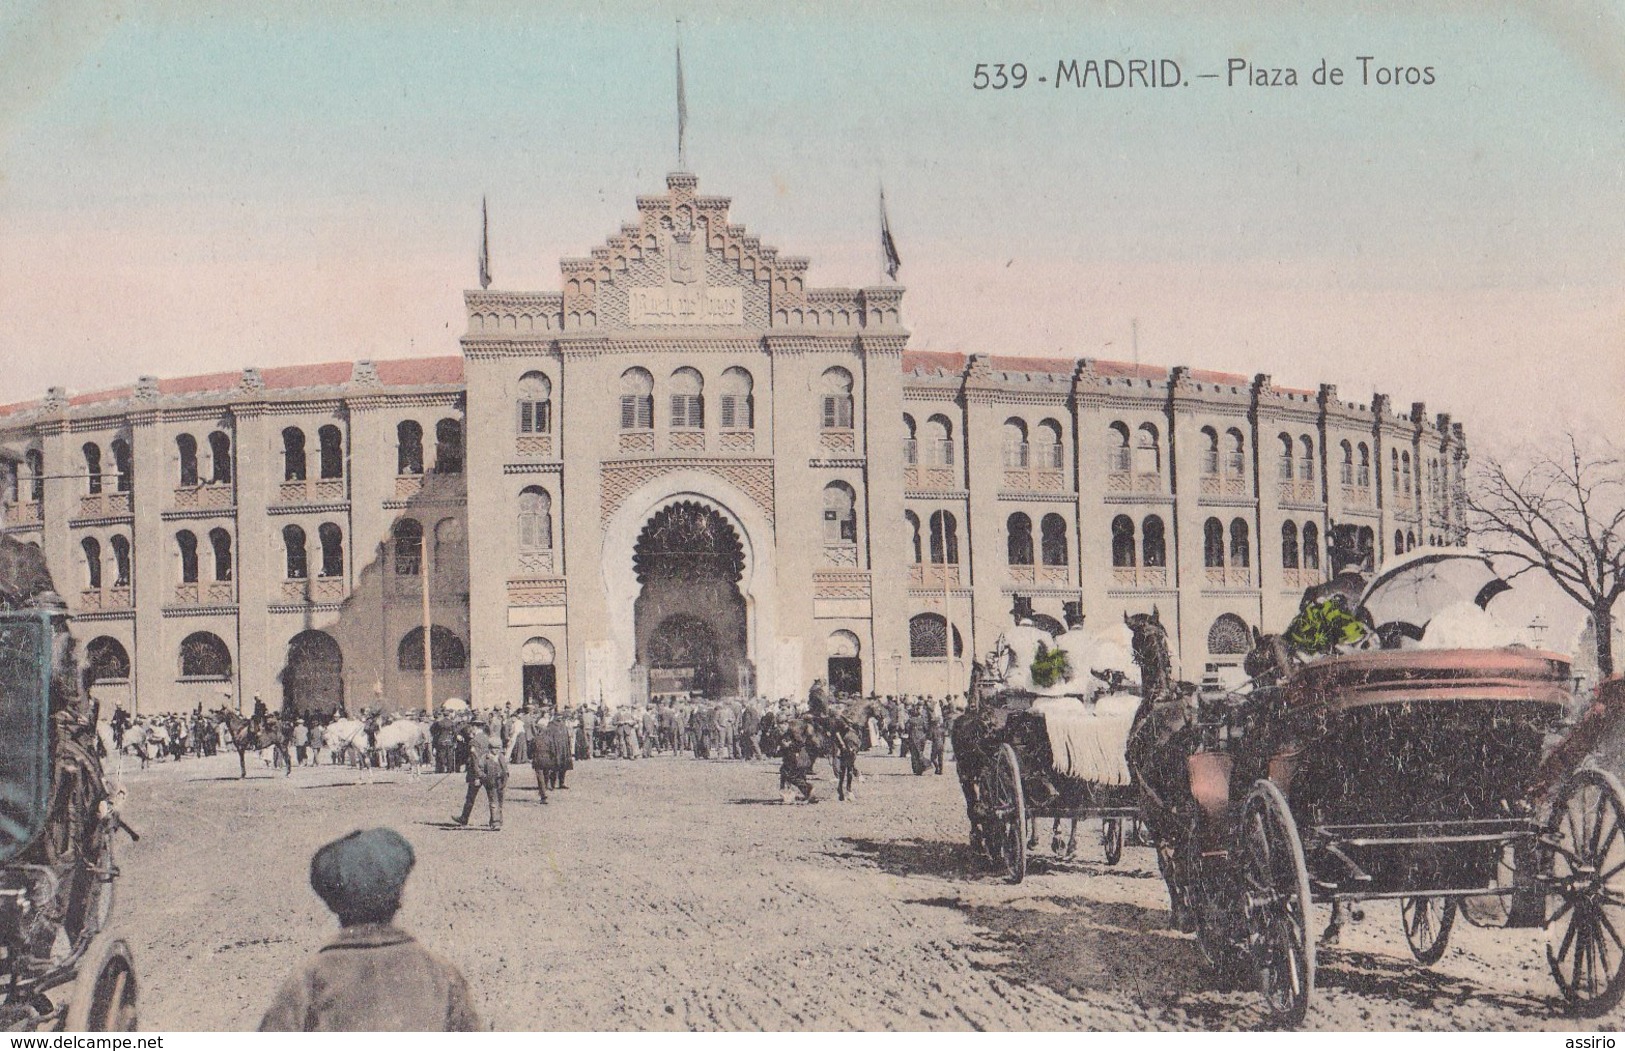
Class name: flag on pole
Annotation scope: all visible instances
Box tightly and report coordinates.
[880,186,902,281]
[478,196,492,290]
[676,35,689,169]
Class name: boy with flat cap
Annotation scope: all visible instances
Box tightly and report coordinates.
[260,828,481,1031]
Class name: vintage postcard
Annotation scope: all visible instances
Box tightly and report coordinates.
[0,0,1622,1034]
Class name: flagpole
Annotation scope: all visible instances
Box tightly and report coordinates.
[676,21,688,171]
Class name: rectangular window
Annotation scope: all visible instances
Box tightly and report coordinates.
[620,396,652,431]
[519,401,552,434]
[822,396,853,430]
[671,395,703,430]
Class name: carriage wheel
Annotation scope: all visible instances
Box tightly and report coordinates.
[1401,896,1456,965]
[1544,768,1625,1017]
[63,935,137,1032]
[1240,779,1315,1027]
[991,744,1027,884]
[1102,818,1124,866]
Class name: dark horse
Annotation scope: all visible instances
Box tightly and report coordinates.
[758,712,859,802]
[214,708,291,778]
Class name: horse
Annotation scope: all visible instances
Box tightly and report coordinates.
[323,718,370,767]
[759,713,856,802]
[1121,608,1206,930]
[214,709,291,778]
[375,720,430,772]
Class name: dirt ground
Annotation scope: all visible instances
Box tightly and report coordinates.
[106,746,1618,1031]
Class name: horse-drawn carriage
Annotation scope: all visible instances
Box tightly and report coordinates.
[957,617,1142,882]
[0,603,137,1030]
[1129,548,1625,1024]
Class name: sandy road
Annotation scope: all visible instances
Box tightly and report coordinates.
[105,747,1616,1031]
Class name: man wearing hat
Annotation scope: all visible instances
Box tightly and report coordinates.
[260,828,480,1031]
[453,719,507,829]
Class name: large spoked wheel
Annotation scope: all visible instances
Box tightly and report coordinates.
[1544,768,1625,1017]
[990,744,1027,884]
[1401,896,1457,965]
[1102,818,1124,866]
[1240,779,1316,1027]
[63,934,137,1032]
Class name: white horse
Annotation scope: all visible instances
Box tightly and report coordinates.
[375,720,430,773]
[324,718,370,767]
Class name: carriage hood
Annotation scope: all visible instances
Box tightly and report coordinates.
[1357,547,1519,649]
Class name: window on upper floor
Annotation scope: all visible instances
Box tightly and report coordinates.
[619,368,654,431]
[208,431,232,484]
[1006,513,1033,566]
[398,421,424,475]
[318,425,343,479]
[670,368,704,430]
[177,435,199,487]
[821,367,854,430]
[282,428,307,482]
[517,372,553,435]
[434,419,463,474]
[823,482,857,544]
[719,367,753,429]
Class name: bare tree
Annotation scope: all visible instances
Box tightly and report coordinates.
[1468,434,1625,678]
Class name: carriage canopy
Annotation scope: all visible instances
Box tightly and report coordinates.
[1358,548,1515,647]
[0,611,55,865]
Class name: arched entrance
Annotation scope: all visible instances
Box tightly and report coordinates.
[521,637,556,708]
[632,501,750,700]
[282,629,343,716]
[827,630,862,695]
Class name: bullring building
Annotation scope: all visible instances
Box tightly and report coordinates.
[0,172,1468,715]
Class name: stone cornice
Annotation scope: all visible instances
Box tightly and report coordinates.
[501,462,565,475]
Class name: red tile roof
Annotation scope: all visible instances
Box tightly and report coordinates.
[1093,359,1169,381]
[987,355,1075,376]
[900,350,967,375]
[374,357,464,386]
[1188,368,1249,387]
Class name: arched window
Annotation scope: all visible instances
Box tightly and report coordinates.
[1200,426,1220,476]
[110,534,131,587]
[394,518,423,575]
[283,525,308,579]
[179,631,232,678]
[397,626,467,671]
[1340,440,1354,486]
[208,528,232,582]
[1134,423,1161,476]
[619,368,654,430]
[928,510,959,565]
[1406,530,1416,552]
[902,415,918,466]
[1107,422,1131,472]
[1006,512,1034,566]
[317,425,343,479]
[1394,529,1405,557]
[397,420,424,475]
[1401,451,1412,496]
[1142,515,1166,568]
[670,367,704,429]
[1041,513,1069,566]
[281,428,307,482]
[81,537,102,590]
[1277,434,1294,480]
[518,487,553,551]
[1358,526,1375,571]
[208,431,232,484]
[821,367,854,430]
[1111,515,1136,568]
[719,367,753,429]
[83,443,102,495]
[176,434,199,487]
[1391,449,1401,493]
[925,415,954,467]
[1357,443,1371,487]
[111,439,133,492]
[1298,435,1315,481]
[1002,418,1029,469]
[1302,522,1320,570]
[908,613,962,659]
[904,510,922,563]
[318,522,344,577]
[85,637,130,682]
[1225,428,1246,478]
[1281,521,1300,569]
[1229,518,1251,568]
[823,482,857,544]
[1208,614,1252,655]
[25,449,43,502]
[434,419,463,474]
[1036,419,1064,470]
[176,531,199,584]
[1204,518,1225,568]
[517,372,553,434]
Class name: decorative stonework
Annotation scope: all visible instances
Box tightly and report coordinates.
[507,577,566,607]
[350,360,382,388]
[719,431,755,454]
[239,367,264,393]
[813,570,871,600]
[668,430,706,453]
[518,551,554,575]
[618,431,656,454]
[134,376,160,402]
[515,434,552,458]
[822,543,859,567]
[819,429,855,454]
[599,457,774,528]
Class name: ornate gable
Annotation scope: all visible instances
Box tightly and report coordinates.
[465,172,904,339]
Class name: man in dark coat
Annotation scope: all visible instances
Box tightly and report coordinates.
[452,722,507,829]
[260,828,480,1031]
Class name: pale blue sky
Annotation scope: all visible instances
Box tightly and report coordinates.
[1,1,1622,457]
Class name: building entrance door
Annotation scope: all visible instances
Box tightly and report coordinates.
[632,501,752,699]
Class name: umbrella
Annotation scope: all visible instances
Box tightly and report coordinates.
[1359,547,1511,631]
[440,698,469,712]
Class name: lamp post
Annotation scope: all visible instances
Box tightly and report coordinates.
[1528,613,1549,650]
